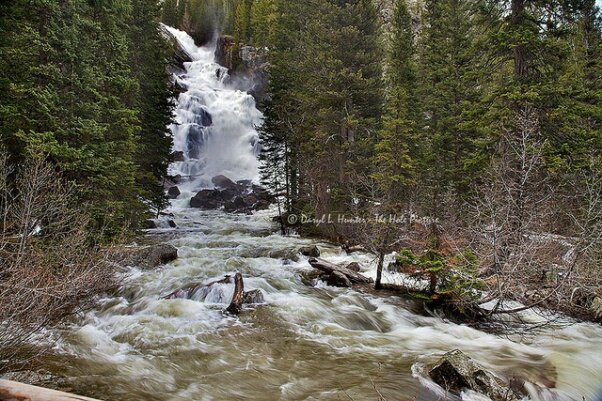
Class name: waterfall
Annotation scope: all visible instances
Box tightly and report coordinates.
[165,26,262,198]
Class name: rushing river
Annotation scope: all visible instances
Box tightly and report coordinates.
[46,28,602,401]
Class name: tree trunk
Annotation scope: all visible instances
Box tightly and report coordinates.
[375,251,385,290]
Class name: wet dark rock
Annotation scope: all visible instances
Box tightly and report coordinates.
[111,244,178,269]
[168,219,177,228]
[194,107,213,126]
[173,79,188,96]
[299,245,321,258]
[429,349,519,401]
[159,24,193,73]
[224,196,248,213]
[386,261,401,273]
[191,178,274,213]
[168,186,181,199]
[190,189,222,209]
[212,175,238,190]
[346,262,361,272]
[171,151,185,162]
[326,271,352,288]
[215,35,235,70]
[187,124,209,159]
[243,289,265,304]
[142,219,158,229]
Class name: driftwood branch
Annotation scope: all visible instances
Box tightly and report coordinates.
[309,258,373,284]
[226,273,244,315]
[0,379,103,401]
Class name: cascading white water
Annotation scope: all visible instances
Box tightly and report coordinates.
[45,28,602,401]
[165,26,261,200]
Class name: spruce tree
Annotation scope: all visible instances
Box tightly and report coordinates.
[373,0,418,208]
[418,0,485,204]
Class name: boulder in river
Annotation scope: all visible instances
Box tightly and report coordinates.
[112,244,178,269]
[429,349,519,401]
[243,289,265,304]
[190,189,223,209]
[212,174,238,190]
[191,177,274,213]
[345,262,361,272]
[168,186,181,199]
[299,245,321,258]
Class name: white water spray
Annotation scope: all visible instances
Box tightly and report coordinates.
[165,26,262,198]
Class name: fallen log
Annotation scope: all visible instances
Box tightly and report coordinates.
[342,244,367,254]
[308,258,373,284]
[0,379,103,401]
[226,272,244,315]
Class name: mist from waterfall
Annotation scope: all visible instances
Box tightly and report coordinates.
[165,26,262,200]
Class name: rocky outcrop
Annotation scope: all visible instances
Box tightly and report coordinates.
[171,151,185,162]
[214,36,269,105]
[190,175,273,214]
[159,23,192,76]
[215,35,235,70]
[429,350,520,401]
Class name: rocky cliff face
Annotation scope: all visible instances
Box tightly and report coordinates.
[159,24,192,76]
[214,38,269,106]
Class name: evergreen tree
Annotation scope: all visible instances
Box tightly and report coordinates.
[373,0,418,209]
[418,0,485,205]
[129,0,175,217]
[162,0,179,26]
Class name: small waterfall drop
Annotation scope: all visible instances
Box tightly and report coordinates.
[165,26,262,197]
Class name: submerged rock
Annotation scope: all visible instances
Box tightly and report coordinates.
[429,349,519,401]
